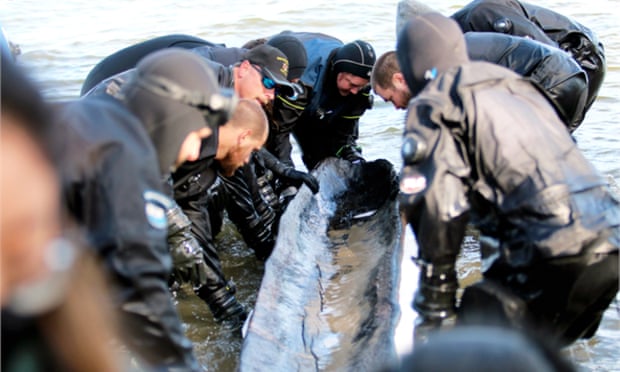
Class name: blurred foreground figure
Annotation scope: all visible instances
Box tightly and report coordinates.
[396,13,619,346]
[1,53,121,372]
[391,325,577,372]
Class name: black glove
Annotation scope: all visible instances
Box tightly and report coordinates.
[256,147,319,194]
[282,168,319,194]
[337,144,365,164]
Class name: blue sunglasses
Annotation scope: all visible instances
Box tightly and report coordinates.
[251,64,277,90]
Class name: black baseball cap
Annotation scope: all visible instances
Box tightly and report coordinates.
[267,34,307,81]
[242,44,295,95]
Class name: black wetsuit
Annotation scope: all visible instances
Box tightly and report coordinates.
[80,40,245,315]
[199,59,315,260]
[451,0,606,112]
[465,31,588,132]
[80,35,313,315]
[401,61,620,345]
[53,95,201,371]
[80,34,222,96]
[185,42,317,260]
[168,130,246,318]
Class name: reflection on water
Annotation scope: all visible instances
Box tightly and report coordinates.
[175,224,263,371]
[1,0,619,370]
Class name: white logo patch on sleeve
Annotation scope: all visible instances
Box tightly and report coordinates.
[143,190,173,230]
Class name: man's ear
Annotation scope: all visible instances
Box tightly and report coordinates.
[238,60,251,77]
[393,72,406,87]
[237,129,251,146]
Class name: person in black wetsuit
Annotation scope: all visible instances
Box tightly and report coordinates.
[202,34,320,261]
[168,95,270,327]
[450,0,606,114]
[82,39,319,321]
[396,12,619,346]
[396,0,603,132]
[285,33,377,170]
[54,49,241,371]
[372,32,588,132]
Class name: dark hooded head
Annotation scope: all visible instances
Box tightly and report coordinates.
[396,0,437,36]
[267,34,307,81]
[121,48,237,174]
[332,40,376,80]
[396,12,469,96]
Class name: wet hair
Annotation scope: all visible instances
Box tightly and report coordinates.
[371,50,400,90]
[1,54,58,164]
[226,98,268,141]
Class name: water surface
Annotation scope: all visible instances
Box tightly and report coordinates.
[2,1,618,370]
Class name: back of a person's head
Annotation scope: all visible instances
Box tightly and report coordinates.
[227,98,268,141]
[396,12,469,96]
[394,325,576,372]
[121,48,235,173]
[136,47,218,94]
[396,0,438,36]
[371,51,400,90]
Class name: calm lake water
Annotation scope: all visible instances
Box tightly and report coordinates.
[2,0,618,370]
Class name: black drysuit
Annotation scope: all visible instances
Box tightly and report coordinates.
[400,61,620,345]
[168,131,246,319]
[198,58,318,261]
[81,37,313,315]
[465,32,588,132]
[451,0,606,112]
[82,52,248,324]
[80,34,221,96]
[53,95,200,371]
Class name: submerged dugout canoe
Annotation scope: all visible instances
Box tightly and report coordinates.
[239,158,403,371]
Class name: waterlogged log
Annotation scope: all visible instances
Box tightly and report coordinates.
[240,158,402,371]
